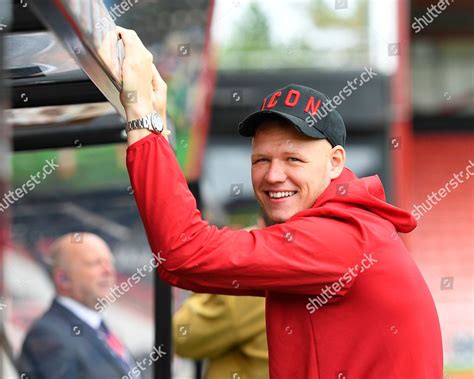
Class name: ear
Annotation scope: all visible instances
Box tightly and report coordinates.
[328,145,346,179]
[53,269,71,290]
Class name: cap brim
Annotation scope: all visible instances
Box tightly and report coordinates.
[238,109,326,140]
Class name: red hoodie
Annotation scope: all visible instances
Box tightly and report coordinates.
[126,133,443,379]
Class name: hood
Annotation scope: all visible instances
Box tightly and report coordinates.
[309,168,416,233]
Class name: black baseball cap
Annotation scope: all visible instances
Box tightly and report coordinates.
[238,84,346,147]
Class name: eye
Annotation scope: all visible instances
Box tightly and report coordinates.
[89,259,102,267]
[288,157,302,162]
[253,158,269,164]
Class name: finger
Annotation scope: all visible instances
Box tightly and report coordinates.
[116,26,147,53]
[116,26,135,40]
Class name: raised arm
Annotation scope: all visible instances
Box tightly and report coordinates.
[120,29,366,297]
[126,132,365,296]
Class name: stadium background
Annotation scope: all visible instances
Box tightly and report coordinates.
[0,0,472,378]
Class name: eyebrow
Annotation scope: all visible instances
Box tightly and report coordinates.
[251,151,308,160]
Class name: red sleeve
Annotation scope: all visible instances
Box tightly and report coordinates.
[126,133,365,296]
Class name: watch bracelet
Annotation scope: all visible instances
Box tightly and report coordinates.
[126,114,151,132]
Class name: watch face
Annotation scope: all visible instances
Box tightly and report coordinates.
[151,112,163,132]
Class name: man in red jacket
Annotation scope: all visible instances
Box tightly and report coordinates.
[118,27,443,378]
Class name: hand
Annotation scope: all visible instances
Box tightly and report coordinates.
[117,26,168,143]
[117,26,154,120]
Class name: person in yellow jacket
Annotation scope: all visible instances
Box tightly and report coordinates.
[172,217,269,379]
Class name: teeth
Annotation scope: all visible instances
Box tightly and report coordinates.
[269,191,296,199]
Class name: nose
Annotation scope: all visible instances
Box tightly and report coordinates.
[101,260,114,276]
[265,160,287,183]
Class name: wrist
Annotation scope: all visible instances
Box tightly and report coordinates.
[127,129,151,146]
[125,104,154,122]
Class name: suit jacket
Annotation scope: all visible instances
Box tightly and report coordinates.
[18,299,133,379]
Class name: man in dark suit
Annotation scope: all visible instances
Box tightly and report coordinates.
[18,233,139,379]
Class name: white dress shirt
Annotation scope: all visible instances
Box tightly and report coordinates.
[57,296,102,330]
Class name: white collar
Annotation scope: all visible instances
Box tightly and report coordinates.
[57,296,102,330]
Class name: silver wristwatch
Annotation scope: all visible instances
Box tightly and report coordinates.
[126,111,164,134]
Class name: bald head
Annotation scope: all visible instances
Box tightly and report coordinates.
[50,233,111,270]
[50,233,116,309]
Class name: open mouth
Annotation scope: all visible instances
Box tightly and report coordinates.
[265,191,297,200]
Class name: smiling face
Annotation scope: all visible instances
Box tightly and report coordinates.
[251,118,346,223]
